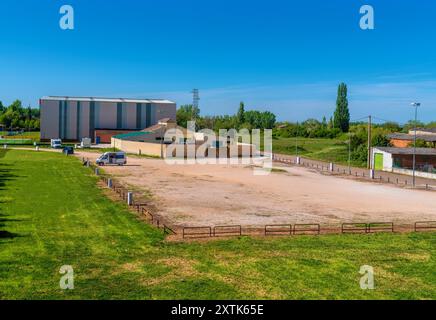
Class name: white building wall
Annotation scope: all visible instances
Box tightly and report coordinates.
[98,102,117,128]
[79,102,90,139]
[155,103,176,122]
[40,98,176,140]
[124,103,137,129]
[40,100,60,140]
[66,101,77,140]
[372,148,393,171]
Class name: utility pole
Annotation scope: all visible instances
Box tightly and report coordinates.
[295,122,298,157]
[191,89,200,121]
[411,102,421,187]
[348,131,351,173]
[367,115,372,169]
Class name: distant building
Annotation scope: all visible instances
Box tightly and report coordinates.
[388,128,436,148]
[372,147,436,179]
[39,96,176,142]
[111,119,257,159]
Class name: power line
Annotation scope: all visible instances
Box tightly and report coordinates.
[191,89,200,110]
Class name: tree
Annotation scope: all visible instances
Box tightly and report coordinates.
[244,110,276,129]
[26,106,32,120]
[9,100,22,113]
[259,111,276,129]
[237,101,245,126]
[333,83,350,132]
[0,101,4,114]
[372,133,391,147]
[176,104,197,128]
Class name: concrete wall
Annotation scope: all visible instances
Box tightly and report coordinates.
[409,130,436,136]
[112,138,164,157]
[393,168,436,180]
[113,137,259,160]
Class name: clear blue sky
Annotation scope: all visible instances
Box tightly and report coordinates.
[1,0,436,123]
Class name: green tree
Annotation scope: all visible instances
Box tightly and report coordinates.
[403,120,425,133]
[9,100,23,113]
[237,101,245,126]
[333,83,350,132]
[322,116,327,128]
[26,106,33,120]
[415,139,429,148]
[176,104,198,128]
[372,133,391,147]
[259,111,276,129]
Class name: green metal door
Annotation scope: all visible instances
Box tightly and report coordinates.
[374,153,383,170]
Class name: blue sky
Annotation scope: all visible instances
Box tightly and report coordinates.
[0,0,436,123]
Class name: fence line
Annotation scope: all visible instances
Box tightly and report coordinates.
[88,158,435,241]
[88,162,177,235]
[271,154,436,190]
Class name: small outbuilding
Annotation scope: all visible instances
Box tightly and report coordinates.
[372,147,436,179]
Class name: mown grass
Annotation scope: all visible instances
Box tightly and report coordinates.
[0,131,40,140]
[272,137,367,167]
[0,150,435,299]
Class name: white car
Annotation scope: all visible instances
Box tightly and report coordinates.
[96,152,127,166]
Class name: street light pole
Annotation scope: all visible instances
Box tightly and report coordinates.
[348,131,351,174]
[295,122,298,157]
[367,115,372,169]
[411,102,421,187]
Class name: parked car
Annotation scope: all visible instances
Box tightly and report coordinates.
[50,139,62,149]
[96,152,127,166]
[63,146,74,155]
[78,137,92,148]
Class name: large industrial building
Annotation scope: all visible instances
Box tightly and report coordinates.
[40,96,176,142]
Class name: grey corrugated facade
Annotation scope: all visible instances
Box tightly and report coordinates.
[40,97,176,142]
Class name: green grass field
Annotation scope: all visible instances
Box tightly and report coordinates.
[0,131,40,145]
[272,137,366,167]
[0,150,435,299]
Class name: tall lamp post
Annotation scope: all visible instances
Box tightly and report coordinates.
[410,102,421,187]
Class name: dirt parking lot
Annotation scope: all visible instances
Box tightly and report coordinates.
[78,151,436,227]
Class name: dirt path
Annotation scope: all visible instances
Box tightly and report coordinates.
[74,151,436,228]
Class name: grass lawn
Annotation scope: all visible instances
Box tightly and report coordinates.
[0,131,40,146]
[272,137,367,167]
[0,149,435,299]
[0,131,40,140]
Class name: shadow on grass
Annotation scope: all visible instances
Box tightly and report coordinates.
[0,150,21,239]
[0,230,19,239]
[0,163,19,190]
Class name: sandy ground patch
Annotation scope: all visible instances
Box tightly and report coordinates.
[76,151,436,227]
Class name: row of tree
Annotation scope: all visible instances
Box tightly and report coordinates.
[176,102,276,131]
[0,100,40,131]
